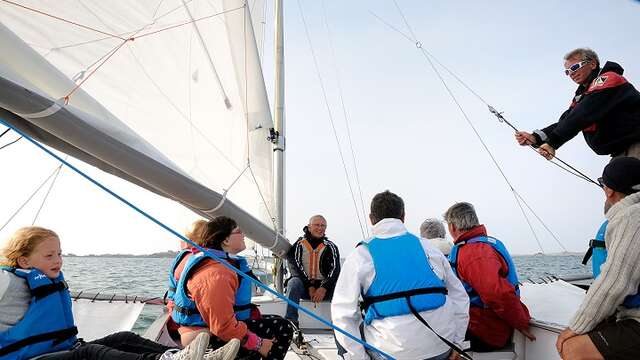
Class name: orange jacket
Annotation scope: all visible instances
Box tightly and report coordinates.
[176,258,248,341]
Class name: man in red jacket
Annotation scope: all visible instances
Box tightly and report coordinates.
[444,202,536,351]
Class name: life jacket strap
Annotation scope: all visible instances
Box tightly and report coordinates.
[173,305,200,316]
[31,281,69,300]
[582,239,606,265]
[360,287,448,312]
[406,299,472,360]
[233,303,254,312]
[0,327,78,356]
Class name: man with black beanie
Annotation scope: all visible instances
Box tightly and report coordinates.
[557,157,640,360]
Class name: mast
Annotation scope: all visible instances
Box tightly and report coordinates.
[273,0,286,292]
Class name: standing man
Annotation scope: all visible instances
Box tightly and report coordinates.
[515,48,640,160]
[285,215,341,328]
[556,157,640,360]
[420,218,454,256]
[444,202,535,351]
[332,191,469,360]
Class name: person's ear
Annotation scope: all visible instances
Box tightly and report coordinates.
[17,256,30,269]
[604,186,615,199]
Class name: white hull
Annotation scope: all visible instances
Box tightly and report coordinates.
[134,280,575,360]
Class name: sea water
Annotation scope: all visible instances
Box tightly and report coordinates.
[62,254,590,333]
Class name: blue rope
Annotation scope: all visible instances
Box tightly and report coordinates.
[0,117,395,359]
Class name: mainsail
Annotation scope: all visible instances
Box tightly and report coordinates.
[0,0,290,256]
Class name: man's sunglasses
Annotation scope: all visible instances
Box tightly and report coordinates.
[565,60,590,76]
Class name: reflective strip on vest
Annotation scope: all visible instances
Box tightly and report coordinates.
[0,268,77,359]
[300,239,326,281]
[361,233,447,325]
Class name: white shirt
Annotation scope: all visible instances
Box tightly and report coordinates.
[426,237,454,256]
[332,218,469,360]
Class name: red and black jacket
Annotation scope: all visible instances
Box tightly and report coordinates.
[534,61,640,156]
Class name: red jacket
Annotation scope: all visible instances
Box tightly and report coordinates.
[454,225,531,348]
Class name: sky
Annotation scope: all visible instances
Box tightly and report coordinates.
[1,0,639,258]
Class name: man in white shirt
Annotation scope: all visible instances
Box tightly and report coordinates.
[332,190,469,360]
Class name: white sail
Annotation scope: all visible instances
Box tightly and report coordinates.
[0,0,288,255]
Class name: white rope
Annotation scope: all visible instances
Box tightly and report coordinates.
[204,164,250,213]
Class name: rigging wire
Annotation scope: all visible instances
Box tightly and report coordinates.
[0,136,22,150]
[372,6,600,188]
[320,0,369,237]
[0,117,395,360]
[296,0,367,239]
[33,2,255,196]
[1,0,126,40]
[487,107,601,187]
[383,3,554,253]
[0,128,9,138]
[41,0,194,55]
[0,164,63,232]
[32,157,66,225]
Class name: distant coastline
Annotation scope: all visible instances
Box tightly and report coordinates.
[64,251,585,258]
[63,250,180,258]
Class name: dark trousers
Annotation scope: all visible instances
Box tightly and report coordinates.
[284,277,333,322]
[465,330,502,352]
[37,331,172,360]
[209,315,293,360]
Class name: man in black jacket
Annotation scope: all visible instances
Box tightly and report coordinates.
[515,48,640,160]
[284,215,341,328]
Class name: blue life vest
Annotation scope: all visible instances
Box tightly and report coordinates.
[582,220,640,308]
[0,267,77,360]
[449,236,520,308]
[582,221,608,277]
[171,250,255,326]
[166,249,191,302]
[359,233,447,325]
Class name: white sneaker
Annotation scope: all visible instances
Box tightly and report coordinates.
[171,332,210,360]
[203,338,241,360]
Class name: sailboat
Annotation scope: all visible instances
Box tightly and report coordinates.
[0,0,638,359]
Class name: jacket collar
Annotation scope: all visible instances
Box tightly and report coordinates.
[454,224,488,244]
[371,218,408,239]
[607,192,640,221]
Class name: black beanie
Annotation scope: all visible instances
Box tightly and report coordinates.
[602,157,640,195]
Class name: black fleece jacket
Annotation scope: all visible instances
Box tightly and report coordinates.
[535,61,640,156]
[285,228,341,291]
